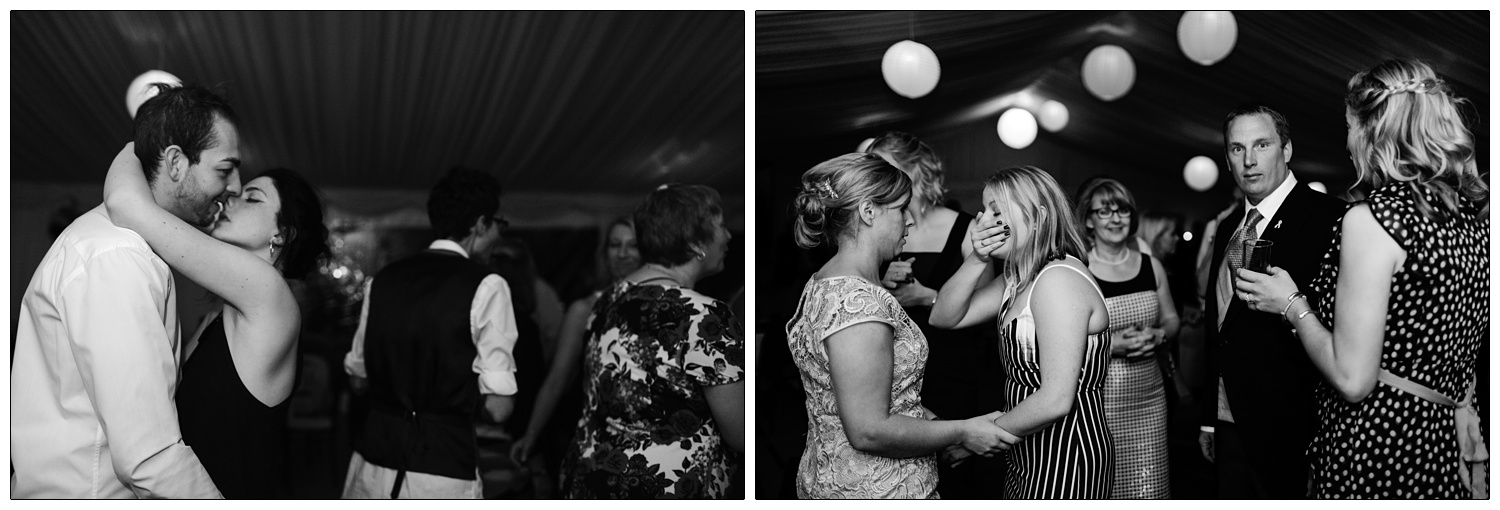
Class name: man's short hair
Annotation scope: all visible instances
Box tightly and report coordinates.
[634,184,724,267]
[133,84,236,182]
[427,166,501,241]
[1223,103,1292,150]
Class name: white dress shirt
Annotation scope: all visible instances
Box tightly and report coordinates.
[1237,173,1298,237]
[343,239,519,396]
[11,205,221,499]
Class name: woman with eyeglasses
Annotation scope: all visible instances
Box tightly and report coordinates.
[1074,178,1177,499]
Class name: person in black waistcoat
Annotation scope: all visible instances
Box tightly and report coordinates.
[341,167,520,499]
[1198,104,1346,498]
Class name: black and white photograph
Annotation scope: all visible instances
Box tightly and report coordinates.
[756,10,1488,500]
[10,10,745,499]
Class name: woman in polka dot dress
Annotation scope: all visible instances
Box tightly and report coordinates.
[1235,59,1488,499]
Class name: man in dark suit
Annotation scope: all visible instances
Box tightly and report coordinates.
[1198,104,1346,498]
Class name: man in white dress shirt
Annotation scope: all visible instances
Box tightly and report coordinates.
[11,84,241,498]
[342,167,520,499]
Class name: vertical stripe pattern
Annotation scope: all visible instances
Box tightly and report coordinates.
[999,262,1115,499]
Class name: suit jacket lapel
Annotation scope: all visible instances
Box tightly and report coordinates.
[1259,184,1312,244]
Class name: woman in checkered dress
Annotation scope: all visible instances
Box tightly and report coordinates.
[1076,178,1178,499]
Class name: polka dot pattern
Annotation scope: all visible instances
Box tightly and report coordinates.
[1307,183,1488,499]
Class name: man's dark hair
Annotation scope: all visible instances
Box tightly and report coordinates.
[133,84,236,182]
[1223,102,1292,150]
[427,166,501,241]
[634,184,724,266]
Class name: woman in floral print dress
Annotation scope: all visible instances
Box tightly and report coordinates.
[560,184,744,499]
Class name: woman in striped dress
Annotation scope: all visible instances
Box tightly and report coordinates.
[1076,178,1176,499]
[933,165,1114,498]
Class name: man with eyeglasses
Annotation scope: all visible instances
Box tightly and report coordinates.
[1200,104,1346,499]
[342,166,520,498]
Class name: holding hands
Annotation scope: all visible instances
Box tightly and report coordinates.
[960,410,1020,458]
[969,210,1011,262]
[1234,266,1302,316]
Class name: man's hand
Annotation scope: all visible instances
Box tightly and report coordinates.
[1198,430,1215,463]
[484,394,516,424]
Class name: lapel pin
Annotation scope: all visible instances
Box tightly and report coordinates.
[1274,220,1283,230]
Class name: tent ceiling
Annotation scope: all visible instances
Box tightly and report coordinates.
[11,11,746,195]
[756,11,1488,194]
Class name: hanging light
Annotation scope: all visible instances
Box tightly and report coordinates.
[1183,156,1219,191]
[881,40,941,99]
[1081,45,1136,102]
[857,138,876,153]
[1177,11,1238,66]
[997,108,1038,150]
[125,70,182,119]
[1038,100,1069,132]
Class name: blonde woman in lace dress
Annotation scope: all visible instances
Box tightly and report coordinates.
[786,153,1019,499]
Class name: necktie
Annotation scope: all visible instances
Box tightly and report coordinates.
[1216,208,1262,330]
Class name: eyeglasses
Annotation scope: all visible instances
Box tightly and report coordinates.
[1090,208,1133,219]
[490,216,510,230]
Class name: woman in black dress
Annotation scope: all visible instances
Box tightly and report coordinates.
[866,132,1004,498]
[1236,59,1488,498]
[105,143,330,498]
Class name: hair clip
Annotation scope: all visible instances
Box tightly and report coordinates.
[817,180,839,200]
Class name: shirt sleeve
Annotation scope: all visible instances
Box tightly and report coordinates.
[683,297,745,387]
[471,274,519,396]
[818,283,898,343]
[342,278,375,378]
[61,248,222,499]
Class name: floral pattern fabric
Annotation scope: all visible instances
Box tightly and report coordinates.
[560,281,744,499]
[785,276,938,499]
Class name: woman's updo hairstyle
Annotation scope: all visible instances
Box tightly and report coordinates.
[793,153,912,249]
[1344,58,1487,220]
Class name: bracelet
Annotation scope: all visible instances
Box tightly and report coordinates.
[1281,292,1306,319]
[1290,308,1316,335]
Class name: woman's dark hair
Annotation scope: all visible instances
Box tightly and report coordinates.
[793,153,911,249]
[261,168,330,280]
[428,166,502,241]
[634,184,723,267]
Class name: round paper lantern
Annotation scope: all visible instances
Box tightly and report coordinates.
[1183,156,1219,191]
[125,70,183,118]
[1307,181,1327,194]
[1081,45,1136,102]
[881,40,941,99]
[997,108,1038,150]
[1177,11,1238,66]
[857,137,876,153]
[1038,100,1069,132]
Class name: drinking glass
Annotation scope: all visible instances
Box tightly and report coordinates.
[1243,239,1274,273]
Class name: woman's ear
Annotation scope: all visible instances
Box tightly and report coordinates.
[858,200,878,226]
